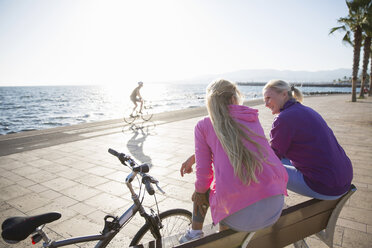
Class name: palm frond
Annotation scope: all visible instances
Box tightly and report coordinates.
[342,31,353,46]
[329,25,347,34]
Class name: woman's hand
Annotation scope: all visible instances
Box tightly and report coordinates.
[192,191,209,217]
[180,154,195,177]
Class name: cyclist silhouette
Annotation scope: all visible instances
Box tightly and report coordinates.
[130,81,144,116]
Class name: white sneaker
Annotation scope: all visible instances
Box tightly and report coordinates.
[179,229,204,244]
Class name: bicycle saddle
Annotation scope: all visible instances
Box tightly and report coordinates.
[2,212,61,243]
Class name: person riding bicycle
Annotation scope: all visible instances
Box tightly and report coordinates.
[130,81,144,116]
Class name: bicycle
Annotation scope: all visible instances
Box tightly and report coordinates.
[124,101,154,124]
[1,148,192,248]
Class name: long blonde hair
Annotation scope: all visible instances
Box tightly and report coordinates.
[263,79,304,103]
[206,79,265,184]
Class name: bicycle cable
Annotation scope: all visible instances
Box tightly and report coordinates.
[135,174,145,204]
[153,194,160,216]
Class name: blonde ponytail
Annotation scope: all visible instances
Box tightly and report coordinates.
[206,79,266,184]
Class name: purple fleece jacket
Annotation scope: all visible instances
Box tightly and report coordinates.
[270,99,353,196]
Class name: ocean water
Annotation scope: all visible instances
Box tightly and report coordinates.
[0,83,352,135]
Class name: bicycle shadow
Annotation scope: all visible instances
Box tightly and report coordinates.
[122,121,157,135]
[126,127,153,168]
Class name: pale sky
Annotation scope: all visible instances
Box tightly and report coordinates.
[0,0,352,86]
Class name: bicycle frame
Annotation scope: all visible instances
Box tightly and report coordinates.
[39,203,139,248]
[36,169,158,248]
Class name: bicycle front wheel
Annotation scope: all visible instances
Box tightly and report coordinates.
[130,208,192,246]
[140,109,153,122]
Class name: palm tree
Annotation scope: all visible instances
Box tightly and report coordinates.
[358,3,372,98]
[359,34,371,98]
[369,52,372,96]
[330,0,371,102]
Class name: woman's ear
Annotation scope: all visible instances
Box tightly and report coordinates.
[282,90,289,101]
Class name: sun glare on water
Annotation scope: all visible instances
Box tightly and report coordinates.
[99,82,169,111]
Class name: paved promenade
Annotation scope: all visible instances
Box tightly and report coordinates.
[0,94,371,248]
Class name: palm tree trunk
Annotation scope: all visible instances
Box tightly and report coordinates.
[359,36,371,98]
[352,26,362,102]
[369,52,372,96]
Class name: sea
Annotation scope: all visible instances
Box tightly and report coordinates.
[0,83,353,135]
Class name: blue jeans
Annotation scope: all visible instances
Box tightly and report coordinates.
[282,158,344,200]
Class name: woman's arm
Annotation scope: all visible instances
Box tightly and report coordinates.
[137,88,142,99]
[180,154,195,177]
[270,117,293,159]
[194,121,214,193]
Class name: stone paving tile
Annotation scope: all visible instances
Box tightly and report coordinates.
[0,177,14,188]
[0,184,32,201]
[69,202,97,216]
[37,150,71,161]
[104,170,129,182]
[0,156,17,166]
[84,192,131,213]
[71,160,99,170]
[16,178,37,188]
[52,214,102,238]
[85,165,116,176]
[342,227,372,248]
[60,184,102,201]
[41,177,78,192]
[53,156,82,167]
[57,167,87,180]
[367,225,372,234]
[38,189,63,200]
[341,206,372,225]
[53,195,79,208]
[337,217,367,232]
[1,160,26,170]
[94,180,125,197]
[39,163,70,174]
[2,170,26,182]
[5,152,40,162]
[0,95,371,247]
[11,166,42,177]
[75,173,110,187]
[7,192,51,213]
[25,158,54,168]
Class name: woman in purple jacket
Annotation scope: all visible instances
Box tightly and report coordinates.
[263,79,353,200]
[179,79,288,243]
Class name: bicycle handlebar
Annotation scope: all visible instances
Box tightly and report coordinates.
[108,148,118,156]
[142,176,155,195]
[108,148,157,195]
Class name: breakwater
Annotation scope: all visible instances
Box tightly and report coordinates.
[237,82,353,88]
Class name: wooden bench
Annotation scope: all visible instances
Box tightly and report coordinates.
[132,184,356,248]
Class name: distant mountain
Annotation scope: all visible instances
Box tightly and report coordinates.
[174,68,353,84]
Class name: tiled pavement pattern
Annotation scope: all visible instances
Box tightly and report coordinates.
[0,94,371,248]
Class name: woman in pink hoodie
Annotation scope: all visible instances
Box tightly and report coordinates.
[179,79,288,243]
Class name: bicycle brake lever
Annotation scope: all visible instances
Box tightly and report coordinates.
[155,183,166,194]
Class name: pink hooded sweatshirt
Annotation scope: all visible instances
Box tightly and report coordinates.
[194,105,288,224]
